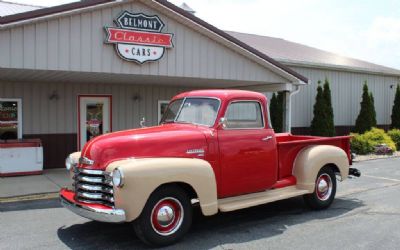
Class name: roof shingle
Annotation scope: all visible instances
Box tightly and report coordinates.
[0,0,42,17]
[227,31,400,76]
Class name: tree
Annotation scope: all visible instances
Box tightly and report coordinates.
[354,82,376,133]
[270,92,283,132]
[369,92,377,127]
[391,84,400,129]
[322,78,335,136]
[310,81,327,136]
[310,79,335,136]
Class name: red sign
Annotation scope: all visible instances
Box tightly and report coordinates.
[104,11,174,64]
[105,28,173,48]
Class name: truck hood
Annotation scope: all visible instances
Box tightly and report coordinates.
[79,123,209,170]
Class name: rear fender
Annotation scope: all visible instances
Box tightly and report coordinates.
[106,158,218,222]
[292,145,349,192]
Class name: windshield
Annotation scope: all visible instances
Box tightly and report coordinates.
[160,98,220,127]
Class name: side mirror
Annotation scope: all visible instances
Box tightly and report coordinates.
[218,117,228,129]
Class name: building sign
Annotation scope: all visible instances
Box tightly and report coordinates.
[105,11,174,64]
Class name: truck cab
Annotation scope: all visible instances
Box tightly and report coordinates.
[60,89,359,247]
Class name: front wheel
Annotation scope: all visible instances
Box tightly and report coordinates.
[303,166,337,210]
[133,186,193,247]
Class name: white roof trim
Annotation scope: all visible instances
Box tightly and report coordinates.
[279,59,400,77]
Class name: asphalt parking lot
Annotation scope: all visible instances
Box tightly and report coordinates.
[1,157,400,250]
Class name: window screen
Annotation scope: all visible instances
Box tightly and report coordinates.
[225,101,264,129]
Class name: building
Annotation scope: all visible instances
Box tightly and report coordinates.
[227,31,400,134]
[0,0,307,169]
[0,1,399,170]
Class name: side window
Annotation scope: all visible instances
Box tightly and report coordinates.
[225,101,264,129]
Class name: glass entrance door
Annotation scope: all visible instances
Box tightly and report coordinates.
[78,96,112,150]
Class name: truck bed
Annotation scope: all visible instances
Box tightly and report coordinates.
[275,133,351,179]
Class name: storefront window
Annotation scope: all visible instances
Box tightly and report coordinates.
[0,99,22,140]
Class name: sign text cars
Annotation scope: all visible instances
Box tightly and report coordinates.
[105,11,174,64]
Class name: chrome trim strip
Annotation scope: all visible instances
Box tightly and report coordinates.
[77,168,108,176]
[76,191,114,202]
[76,183,113,194]
[60,194,125,223]
[75,175,104,184]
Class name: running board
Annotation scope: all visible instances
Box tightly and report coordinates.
[218,186,310,212]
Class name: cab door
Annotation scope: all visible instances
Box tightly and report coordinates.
[217,100,278,198]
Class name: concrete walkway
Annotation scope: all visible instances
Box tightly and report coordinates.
[0,168,69,199]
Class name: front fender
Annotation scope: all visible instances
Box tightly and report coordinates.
[106,158,218,222]
[293,145,349,192]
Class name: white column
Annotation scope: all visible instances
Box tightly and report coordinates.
[282,91,291,133]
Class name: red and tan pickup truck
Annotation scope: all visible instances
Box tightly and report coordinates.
[60,89,360,246]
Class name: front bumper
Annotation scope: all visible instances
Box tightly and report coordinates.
[60,188,126,223]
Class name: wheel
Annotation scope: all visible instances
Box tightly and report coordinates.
[133,185,193,247]
[303,166,337,210]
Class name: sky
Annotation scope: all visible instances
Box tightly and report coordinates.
[9,0,400,70]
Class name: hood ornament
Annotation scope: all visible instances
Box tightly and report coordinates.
[79,157,94,165]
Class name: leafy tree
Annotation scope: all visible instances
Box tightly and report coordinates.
[270,92,283,132]
[322,78,335,136]
[354,82,376,133]
[391,84,400,129]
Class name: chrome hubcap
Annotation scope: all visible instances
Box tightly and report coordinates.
[316,173,332,201]
[157,205,175,226]
[150,197,184,236]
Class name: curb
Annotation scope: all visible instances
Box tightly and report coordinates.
[353,155,400,163]
[0,192,59,203]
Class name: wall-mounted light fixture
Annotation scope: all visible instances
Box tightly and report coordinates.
[49,90,59,100]
[132,94,141,102]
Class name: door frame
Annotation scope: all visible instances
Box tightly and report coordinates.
[77,94,112,151]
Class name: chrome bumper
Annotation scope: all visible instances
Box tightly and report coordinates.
[60,194,126,223]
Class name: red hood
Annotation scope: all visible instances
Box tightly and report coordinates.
[79,123,209,170]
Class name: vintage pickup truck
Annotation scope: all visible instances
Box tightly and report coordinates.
[60,89,360,246]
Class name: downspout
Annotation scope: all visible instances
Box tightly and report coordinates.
[287,85,301,133]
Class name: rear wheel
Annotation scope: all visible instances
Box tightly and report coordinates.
[303,166,337,210]
[133,186,193,247]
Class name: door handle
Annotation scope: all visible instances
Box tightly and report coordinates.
[261,136,273,141]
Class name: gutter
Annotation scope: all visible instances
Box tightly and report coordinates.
[288,85,301,133]
[278,59,400,78]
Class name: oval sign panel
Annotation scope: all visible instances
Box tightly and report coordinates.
[105,11,174,64]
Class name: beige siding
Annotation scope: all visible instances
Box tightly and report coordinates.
[0,1,288,84]
[289,66,399,127]
[0,80,191,135]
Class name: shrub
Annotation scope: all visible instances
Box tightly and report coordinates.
[350,128,396,155]
[350,133,374,155]
[388,129,400,150]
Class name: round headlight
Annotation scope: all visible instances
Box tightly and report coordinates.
[112,168,124,187]
[65,156,72,171]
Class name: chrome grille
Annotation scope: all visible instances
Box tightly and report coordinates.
[73,167,114,207]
